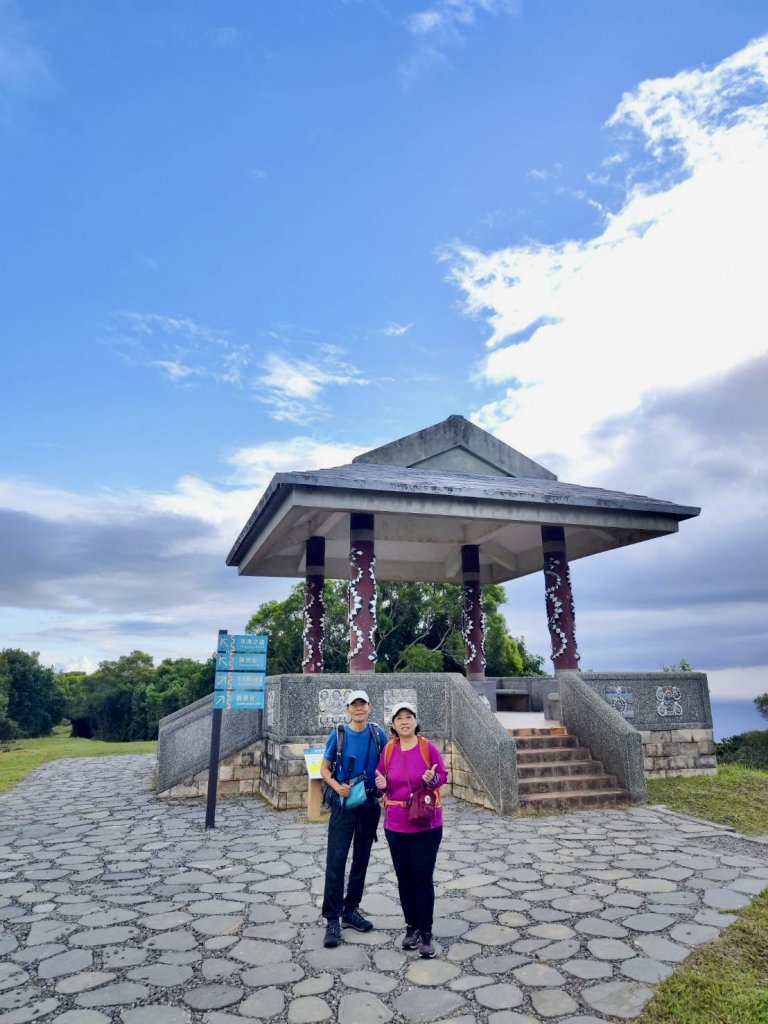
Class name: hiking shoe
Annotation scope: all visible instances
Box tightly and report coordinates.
[341,907,373,932]
[323,919,341,948]
[419,932,436,958]
[402,925,420,950]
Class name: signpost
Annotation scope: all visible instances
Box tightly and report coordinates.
[205,629,269,829]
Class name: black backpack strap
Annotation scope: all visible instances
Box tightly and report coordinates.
[331,722,346,778]
[370,722,384,755]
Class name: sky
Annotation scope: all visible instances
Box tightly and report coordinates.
[1,0,767,701]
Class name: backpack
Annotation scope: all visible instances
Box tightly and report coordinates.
[322,722,384,807]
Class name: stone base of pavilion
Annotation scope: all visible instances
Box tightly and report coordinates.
[156,670,717,814]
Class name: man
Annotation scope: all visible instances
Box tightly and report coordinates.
[320,690,387,949]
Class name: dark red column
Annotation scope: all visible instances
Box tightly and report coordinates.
[302,536,325,674]
[541,525,580,671]
[461,544,486,681]
[349,513,377,671]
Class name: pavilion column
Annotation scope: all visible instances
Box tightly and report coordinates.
[302,536,325,674]
[541,525,580,672]
[461,544,486,681]
[349,513,377,671]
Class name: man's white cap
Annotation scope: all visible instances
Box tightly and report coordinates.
[391,701,417,718]
[346,690,371,705]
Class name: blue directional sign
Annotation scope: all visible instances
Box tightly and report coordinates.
[215,672,266,691]
[217,633,269,654]
[216,650,268,672]
[214,690,265,711]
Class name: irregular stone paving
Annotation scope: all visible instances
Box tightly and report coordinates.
[1,757,767,1024]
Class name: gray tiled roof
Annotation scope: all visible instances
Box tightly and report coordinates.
[227,462,699,565]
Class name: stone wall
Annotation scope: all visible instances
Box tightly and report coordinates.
[639,728,717,778]
[157,741,264,799]
[449,741,494,811]
[578,671,716,780]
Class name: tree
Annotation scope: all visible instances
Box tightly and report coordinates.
[79,651,156,742]
[0,654,19,739]
[755,693,768,722]
[0,649,66,737]
[663,659,693,672]
[246,580,545,677]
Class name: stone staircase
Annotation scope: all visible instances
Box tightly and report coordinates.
[510,726,631,811]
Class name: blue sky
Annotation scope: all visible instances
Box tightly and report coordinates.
[2,0,767,699]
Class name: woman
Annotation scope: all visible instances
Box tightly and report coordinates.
[374,701,448,959]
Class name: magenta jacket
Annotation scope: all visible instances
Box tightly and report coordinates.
[376,739,448,833]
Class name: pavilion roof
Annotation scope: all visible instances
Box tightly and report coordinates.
[227,460,700,585]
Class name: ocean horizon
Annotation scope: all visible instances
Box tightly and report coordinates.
[710,700,766,742]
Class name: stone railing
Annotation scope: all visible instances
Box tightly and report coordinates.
[155,693,263,795]
[448,675,518,814]
[558,670,648,802]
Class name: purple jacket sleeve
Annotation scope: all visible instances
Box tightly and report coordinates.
[426,741,448,788]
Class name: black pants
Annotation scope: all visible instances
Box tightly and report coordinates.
[322,798,380,921]
[385,826,443,935]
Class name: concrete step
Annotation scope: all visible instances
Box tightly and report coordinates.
[518,788,632,812]
[518,773,620,796]
[516,760,604,779]
[513,734,579,750]
[507,726,567,738]
[515,746,593,764]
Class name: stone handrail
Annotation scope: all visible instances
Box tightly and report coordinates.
[156,693,263,795]
[558,670,647,802]
[448,675,518,814]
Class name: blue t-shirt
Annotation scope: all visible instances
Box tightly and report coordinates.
[324,723,387,789]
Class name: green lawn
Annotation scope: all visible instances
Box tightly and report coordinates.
[0,725,157,795]
[647,764,768,835]
[638,891,768,1024]
[638,765,768,1022]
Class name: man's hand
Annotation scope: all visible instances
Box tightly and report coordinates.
[337,782,352,798]
[374,769,387,791]
[422,763,438,784]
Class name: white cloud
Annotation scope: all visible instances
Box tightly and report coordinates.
[0,434,363,667]
[225,436,363,488]
[259,351,369,423]
[105,313,369,421]
[400,0,519,82]
[444,33,768,483]
[383,322,413,336]
[440,34,768,696]
[407,0,518,37]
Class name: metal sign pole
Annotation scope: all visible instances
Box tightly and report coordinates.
[205,629,227,830]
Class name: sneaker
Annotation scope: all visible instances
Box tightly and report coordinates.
[419,931,436,959]
[402,925,420,950]
[323,919,341,948]
[341,907,373,932]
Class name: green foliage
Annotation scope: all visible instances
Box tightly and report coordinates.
[756,693,768,722]
[54,651,214,742]
[0,649,66,738]
[663,658,693,672]
[246,580,545,677]
[716,730,768,771]
[398,643,444,672]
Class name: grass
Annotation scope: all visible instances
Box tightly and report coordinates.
[639,765,768,1022]
[647,764,768,835]
[637,890,768,1024]
[0,724,157,795]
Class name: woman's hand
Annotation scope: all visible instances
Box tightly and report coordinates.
[374,769,387,791]
[337,781,351,798]
[422,763,438,785]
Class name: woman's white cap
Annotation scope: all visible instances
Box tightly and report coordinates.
[391,701,418,718]
[346,690,370,705]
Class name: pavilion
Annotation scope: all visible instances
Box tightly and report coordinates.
[226,415,700,685]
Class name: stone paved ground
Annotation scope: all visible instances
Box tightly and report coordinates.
[1,757,767,1024]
